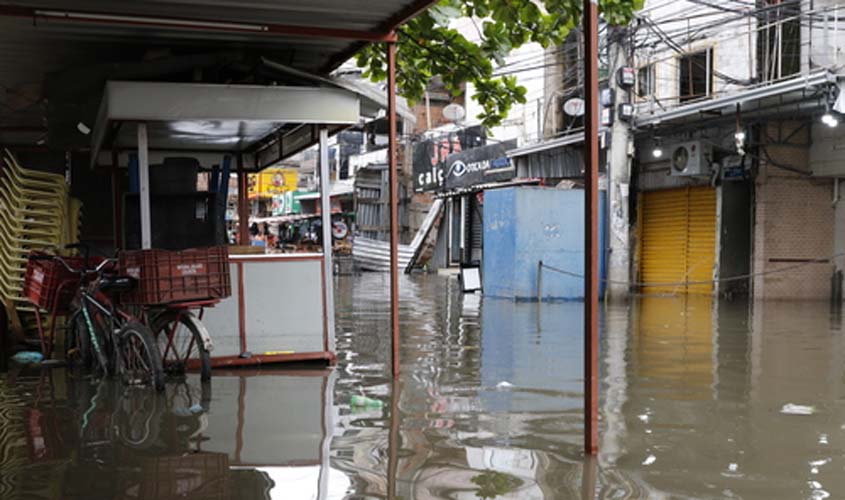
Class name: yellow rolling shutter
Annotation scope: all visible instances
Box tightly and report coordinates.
[686,187,717,294]
[641,189,689,294]
[640,187,716,295]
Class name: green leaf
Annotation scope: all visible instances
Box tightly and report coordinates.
[362,0,640,127]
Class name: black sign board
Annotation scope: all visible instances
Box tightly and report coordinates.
[413,126,486,192]
[443,140,517,190]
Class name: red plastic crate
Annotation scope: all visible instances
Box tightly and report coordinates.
[119,246,231,305]
[23,252,91,313]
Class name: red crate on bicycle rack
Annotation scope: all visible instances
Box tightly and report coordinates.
[23,252,97,313]
[118,246,231,305]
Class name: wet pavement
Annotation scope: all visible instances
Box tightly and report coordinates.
[2,273,845,499]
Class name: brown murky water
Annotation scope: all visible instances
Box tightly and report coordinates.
[1,273,844,499]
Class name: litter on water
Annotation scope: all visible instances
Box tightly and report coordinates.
[781,403,816,415]
[351,395,383,408]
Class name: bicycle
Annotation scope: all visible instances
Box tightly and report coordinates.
[29,248,165,391]
[148,301,216,382]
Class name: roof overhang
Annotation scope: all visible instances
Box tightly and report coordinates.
[0,0,437,149]
[634,70,838,129]
[91,80,364,168]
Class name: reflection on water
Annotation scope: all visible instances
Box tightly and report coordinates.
[2,274,845,499]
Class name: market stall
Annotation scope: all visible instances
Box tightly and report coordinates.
[90,79,378,366]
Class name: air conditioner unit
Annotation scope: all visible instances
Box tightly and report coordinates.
[669,141,711,176]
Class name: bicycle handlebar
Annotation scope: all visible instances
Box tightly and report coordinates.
[29,252,117,276]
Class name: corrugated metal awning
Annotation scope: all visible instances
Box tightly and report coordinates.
[0,0,435,148]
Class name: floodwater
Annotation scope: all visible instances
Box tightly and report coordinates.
[1,273,844,499]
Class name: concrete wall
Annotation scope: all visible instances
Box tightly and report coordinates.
[752,123,836,299]
[637,0,756,110]
[483,187,606,300]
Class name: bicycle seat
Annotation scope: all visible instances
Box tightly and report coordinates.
[98,275,137,293]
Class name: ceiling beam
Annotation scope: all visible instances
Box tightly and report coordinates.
[0,4,398,42]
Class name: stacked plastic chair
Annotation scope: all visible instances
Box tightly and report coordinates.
[0,149,77,337]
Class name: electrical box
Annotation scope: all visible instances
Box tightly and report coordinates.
[617,103,634,122]
[617,67,636,88]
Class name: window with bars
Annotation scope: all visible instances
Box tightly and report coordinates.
[637,64,655,99]
[678,49,713,103]
[757,0,801,81]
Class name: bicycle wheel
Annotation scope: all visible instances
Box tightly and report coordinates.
[151,310,212,381]
[116,322,164,391]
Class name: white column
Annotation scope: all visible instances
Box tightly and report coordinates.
[319,128,336,352]
[607,29,632,299]
[138,123,152,249]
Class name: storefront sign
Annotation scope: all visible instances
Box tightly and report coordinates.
[442,140,517,190]
[413,126,486,192]
[271,190,303,216]
[248,167,298,199]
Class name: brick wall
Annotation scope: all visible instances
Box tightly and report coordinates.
[753,122,835,299]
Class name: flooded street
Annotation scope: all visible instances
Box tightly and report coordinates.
[2,273,845,499]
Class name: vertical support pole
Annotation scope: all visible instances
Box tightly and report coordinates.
[237,154,249,245]
[583,0,600,456]
[137,123,152,249]
[387,39,401,377]
[387,379,402,499]
[459,195,467,263]
[319,127,336,354]
[111,149,122,250]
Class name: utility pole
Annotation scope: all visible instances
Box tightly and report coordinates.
[607,26,633,300]
[583,0,600,456]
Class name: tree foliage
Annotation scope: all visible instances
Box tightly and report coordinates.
[356,0,643,128]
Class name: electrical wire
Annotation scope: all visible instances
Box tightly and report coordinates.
[539,251,845,287]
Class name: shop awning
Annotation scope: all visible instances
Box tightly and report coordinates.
[295,180,355,201]
[90,80,369,168]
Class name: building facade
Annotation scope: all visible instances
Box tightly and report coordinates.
[515,0,845,301]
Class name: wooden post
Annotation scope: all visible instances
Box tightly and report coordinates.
[583,0,600,456]
[387,39,401,377]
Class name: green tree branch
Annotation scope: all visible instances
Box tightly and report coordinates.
[355,0,642,128]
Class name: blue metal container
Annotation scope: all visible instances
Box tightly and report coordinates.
[482,187,607,300]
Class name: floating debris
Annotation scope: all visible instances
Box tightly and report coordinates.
[781,403,816,415]
[350,395,383,409]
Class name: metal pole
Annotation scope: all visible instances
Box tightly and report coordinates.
[111,149,122,250]
[237,154,249,245]
[387,379,402,499]
[387,39,401,377]
[319,127,337,353]
[137,123,152,249]
[583,0,600,456]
